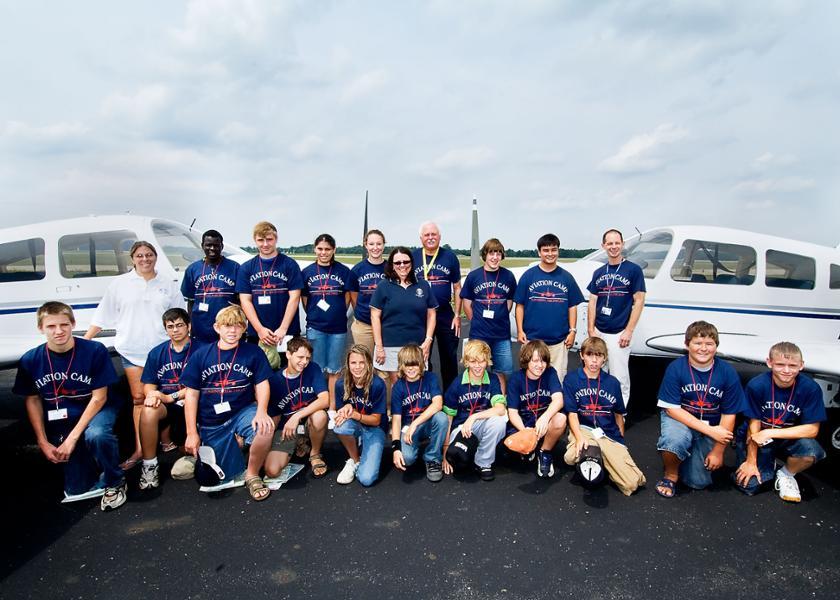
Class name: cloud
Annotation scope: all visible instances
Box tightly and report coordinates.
[751,152,797,170]
[217,121,259,146]
[411,146,497,179]
[101,84,171,122]
[290,134,324,159]
[732,176,815,195]
[340,69,389,103]
[600,123,688,174]
[0,120,89,155]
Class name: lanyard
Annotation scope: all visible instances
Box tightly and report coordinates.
[687,358,715,421]
[524,374,543,419]
[216,344,240,402]
[44,344,76,410]
[351,381,368,415]
[315,262,333,299]
[585,372,602,428]
[603,260,623,307]
[421,248,440,280]
[466,379,484,416]
[284,368,305,412]
[260,255,280,295]
[403,377,425,415]
[199,260,219,300]
[482,268,502,309]
[769,378,797,428]
[166,341,192,389]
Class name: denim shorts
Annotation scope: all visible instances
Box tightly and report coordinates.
[306,328,346,374]
[656,411,717,490]
[199,405,258,482]
[485,338,513,375]
[733,436,826,495]
[120,354,141,370]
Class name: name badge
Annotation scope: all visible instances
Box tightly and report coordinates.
[758,437,773,446]
[198,302,209,312]
[591,427,605,439]
[48,408,68,421]
[316,298,330,312]
[600,306,612,316]
[258,295,271,305]
[482,309,494,319]
[296,424,306,435]
[214,401,232,414]
[176,400,185,407]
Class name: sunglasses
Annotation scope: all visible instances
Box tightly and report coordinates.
[392,260,412,266]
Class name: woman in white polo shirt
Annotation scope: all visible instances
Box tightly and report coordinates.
[85,241,185,469]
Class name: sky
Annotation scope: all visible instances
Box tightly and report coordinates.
[1,0,838,251]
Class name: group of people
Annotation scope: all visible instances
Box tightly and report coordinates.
[13,222,828,510]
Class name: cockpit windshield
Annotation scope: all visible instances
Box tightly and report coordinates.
[583,230,673,279]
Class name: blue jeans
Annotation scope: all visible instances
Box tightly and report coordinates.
[334,419,386,486]
[656,411,717,490]
[400,412,449,465]
[479,338,513,376]
[49,403,124,494]
[306,327,347,374]
[199,405,258,482]
[733,436,826,495]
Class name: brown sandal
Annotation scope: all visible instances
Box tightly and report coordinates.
[309,453,328,478]
[245,476,270,501]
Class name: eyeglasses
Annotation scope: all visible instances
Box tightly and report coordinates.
[392,260,412,266]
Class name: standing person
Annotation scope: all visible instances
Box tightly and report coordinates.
[460,238,517,390]
[85,240,185,470]
[349,229,387,355]
[441,340,507,481]
[180,229,239,343]
[180,306,275,501]
[506,340,567,478]
[586,229,646,407]
[390,344,448,482]
[15,302,126,511]
[563,337,646,496]
[265,338,330,480]
[514,233,584,380]
[301,233,353,404]
[334,345,388,487]
[236,221,303,356]
[655,321,745,498]
[734,342,827,503]
[370,247,437,383]
[137,308,199,490]
[412,222,462,390]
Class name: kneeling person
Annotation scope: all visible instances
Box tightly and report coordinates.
[14,302,126,511]
[265,337,329,479]
[563,337,646,495]
[180,306,275,501]
[734,342,827,503]
[391,344,448,482]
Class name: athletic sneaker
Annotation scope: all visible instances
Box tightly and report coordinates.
[139,462,160,489]
[775,470,801,503]
[478,466,495,481]
[537,450,555,478]
[100,482,127,511]
[426,461,443,483]
[337,458,359,485]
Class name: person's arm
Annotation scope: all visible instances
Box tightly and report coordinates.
[283,391,329,438]
[664,405,734,443]
[349,291,359,309]
[534,391,563,438]
[463,401,506,436]
[370,307,386,366]
[83,325,102,340]
[143,383,173,409]
[184,387,201,456]
[753,422,820,443]
[564,305,578,349]
[616,413,626,437]
[25,395,59,463]
[587,294,597,338]
[735,418,763,486]
[421,308,436,361]
[239,293,275,344]
[451,281,462,336]
[515,304,527,344]
[275,290,301,339]
[704,413,735,470]
[251,379,275,435]
[441,414,454,474]
[619,291,645,348]
[568,412,587,458]
[462,298,473,322]
[53,386,109,461]
[406,394,442,442]
[507,407,526,432]
[391,413,406,471]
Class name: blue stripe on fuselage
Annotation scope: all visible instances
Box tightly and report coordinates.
[645,303,840,320]
[0,303,100,316]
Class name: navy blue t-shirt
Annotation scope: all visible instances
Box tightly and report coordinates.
[335,375,388,431]
[349,259,386,325]
[443,371,506,428]
[514,265,585,344]
[587,260,646,334]
[563,368,626,445]
[141,339,202,395]
[235,253,304,336]
[180,257,239,342]
[460,267,517,341]
[301,261,353,334]
[180,342,274,427]
[268,362,328,421]
[657,356,746,426]
[14,338,119,424]
[743,372,826,429]
[412,247,461,318]
[369,279,438,347]
[506,367,562,429]
[390,372,443,425]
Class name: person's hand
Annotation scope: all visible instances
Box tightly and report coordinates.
[707,424,734,445]
[273,327,288,344]
[53,434,79,462]
[442,456,453,474]
[144,392,162,408]
[534,414,550,438]
[38,440,61,463]
[462,417,475,438]
[393,449,406,471]
[517,332,528,345]
[404,423,417,445]
[735,461,761,487]
[252,411,275,436]
[258,326,277,345]
[619,329,633,348]
[750,429,773,447]
[704,447,724,471]
[575,436,588,460]
[420,338,432,362]
[564,330,576,349]
[334,404,353,426]
[283,414,300,440]
[374,346,386,366]
[451,318,461,337]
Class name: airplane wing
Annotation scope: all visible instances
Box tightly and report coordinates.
[646,333,840,380]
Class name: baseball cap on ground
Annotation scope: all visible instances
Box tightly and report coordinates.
[445,430,478,469]
[171,455,196,480]
[576,444,606,488]
[195,446,226,486]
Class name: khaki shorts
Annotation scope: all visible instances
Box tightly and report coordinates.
[271,418,310,454]
[350,319,375,355]
[564,428,646,496]
[548,342,569,381]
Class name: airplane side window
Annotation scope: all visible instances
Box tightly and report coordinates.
[152,220,203,272]
[620,231,673,279]
[59,230,137,279]
[766,250,815,290]
[830,264,840,290]
[670,239,756,285]
[0,238,46,283]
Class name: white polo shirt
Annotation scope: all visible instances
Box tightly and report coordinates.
[91,270,186,366]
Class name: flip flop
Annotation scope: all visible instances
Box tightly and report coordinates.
[655,478,676,498]
[120,456,141,471]
[159,441,178,453]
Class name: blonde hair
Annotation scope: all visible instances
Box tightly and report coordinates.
[462,339,493,367]
[252,221,278,239]
[397,344,425,379]
[215,305,247,328]
[768,341,803,362]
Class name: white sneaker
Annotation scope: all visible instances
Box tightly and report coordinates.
[139,462,160,489]
[337,459,359,485]
[775,470,801,503]
[100,482,127,511]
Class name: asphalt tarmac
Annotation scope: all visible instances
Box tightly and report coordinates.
[2,351,839,600]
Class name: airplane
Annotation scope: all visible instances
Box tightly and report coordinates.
[506,225,840,454]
